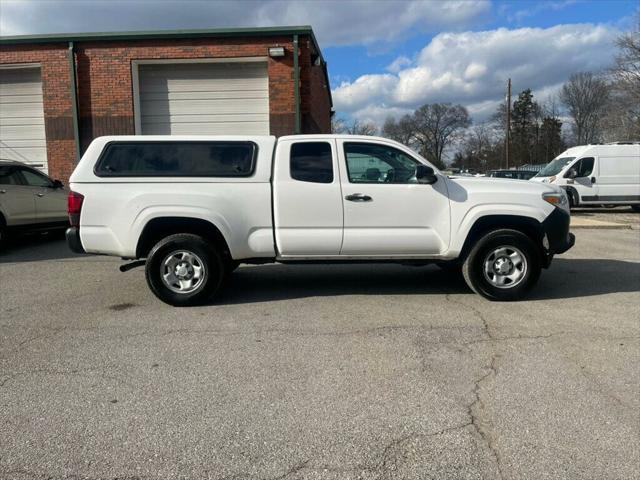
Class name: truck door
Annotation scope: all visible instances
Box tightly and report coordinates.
[273,138,343,256]
[337,140,450,256]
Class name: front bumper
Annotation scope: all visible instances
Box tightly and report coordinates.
[541,208,575,265]
[66,227,86,254]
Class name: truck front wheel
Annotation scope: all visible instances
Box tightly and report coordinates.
[462,229,541,301]
[145,233,224,306]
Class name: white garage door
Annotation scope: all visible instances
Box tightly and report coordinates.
[0,66,48,172]
[138,61,269,135]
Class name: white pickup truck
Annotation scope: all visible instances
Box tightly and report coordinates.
[66,135,574,306]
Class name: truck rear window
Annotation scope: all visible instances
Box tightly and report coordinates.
[94,141,256,177]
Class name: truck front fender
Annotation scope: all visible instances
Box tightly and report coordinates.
[447,204,549,258]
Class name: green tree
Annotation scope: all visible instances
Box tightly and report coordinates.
[510,89,541,165]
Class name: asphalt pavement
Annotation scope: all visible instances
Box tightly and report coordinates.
[0,228,639,479]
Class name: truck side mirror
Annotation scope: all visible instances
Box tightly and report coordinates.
[416,165,438,184]
[565,168,577,179]
[52,179,64,189]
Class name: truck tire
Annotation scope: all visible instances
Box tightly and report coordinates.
[462,229,541,301]
[145,233,224,306]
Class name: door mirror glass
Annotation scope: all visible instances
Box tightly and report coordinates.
[52,179,64,189]
[416,165,438,184]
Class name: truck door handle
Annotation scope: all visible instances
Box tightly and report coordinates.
[591,177,596,184]
[345,193,372,202]
[0,189,6,194]
[35,193,44,197]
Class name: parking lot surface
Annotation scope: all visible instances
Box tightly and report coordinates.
[1,228,639,479]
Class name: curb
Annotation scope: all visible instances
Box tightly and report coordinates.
[570,222,633,230]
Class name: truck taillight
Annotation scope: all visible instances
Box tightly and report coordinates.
[68,191,84,227]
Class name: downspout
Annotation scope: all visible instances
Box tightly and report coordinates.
[293,34,301,134]
[68,41,81,162]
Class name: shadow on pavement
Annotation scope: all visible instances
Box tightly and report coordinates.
[530,258,640,300]
[0,232,81,263]
[218,264,469,304]
[215,257,640,305]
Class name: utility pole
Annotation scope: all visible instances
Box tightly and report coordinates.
[505,78,511,169]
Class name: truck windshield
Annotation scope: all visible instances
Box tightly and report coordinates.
[535,157,575,177]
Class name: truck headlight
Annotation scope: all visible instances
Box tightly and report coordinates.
[542,191,568,210]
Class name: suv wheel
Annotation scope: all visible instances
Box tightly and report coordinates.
[145,233,224,306]
[462,229,541,301]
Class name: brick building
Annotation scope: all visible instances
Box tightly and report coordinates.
[0,26,332,181]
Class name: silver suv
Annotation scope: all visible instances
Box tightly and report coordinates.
[0,160,68,244]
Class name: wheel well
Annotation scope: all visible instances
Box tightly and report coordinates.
[136,217,231,260]
[564,186,578,205]
[460,215,544,260]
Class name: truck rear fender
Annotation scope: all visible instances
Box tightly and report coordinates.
[134,212,232,260]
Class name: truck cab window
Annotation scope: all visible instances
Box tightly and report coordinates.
[344,142,420,184]
[290,142,333,183]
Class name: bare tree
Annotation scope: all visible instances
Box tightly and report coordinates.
[331,116,346,134]
[412,103,471,169]
[332,117,377,135]
[560,72,609,144]
[381,114,415,145]
[602,13,640,141]
[344,119,378,136]
[612,12,640,102]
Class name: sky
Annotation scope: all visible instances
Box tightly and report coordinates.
[0,0,637,127]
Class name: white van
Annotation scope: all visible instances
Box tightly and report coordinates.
[531,143,640,210]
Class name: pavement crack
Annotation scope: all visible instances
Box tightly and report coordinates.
[463,331,569,346]
[267,459,309,480]
[372,422,475,477]
[446,294,505,479]
[467,354,505,480]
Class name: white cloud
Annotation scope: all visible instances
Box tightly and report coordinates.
[386,56,412,74]
[508,0,579,24]
[0,0,490,47]
[333,74,398,111]
[333,23,617,124]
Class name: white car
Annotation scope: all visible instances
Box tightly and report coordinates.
[531,143,640,210]
[66,135,574,305]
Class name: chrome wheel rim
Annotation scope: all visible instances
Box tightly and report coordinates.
[483,246,527,289]
[160,250,206,294]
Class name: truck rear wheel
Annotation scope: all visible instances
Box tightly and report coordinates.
[145,233,224,306]
[462,229,541,301]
